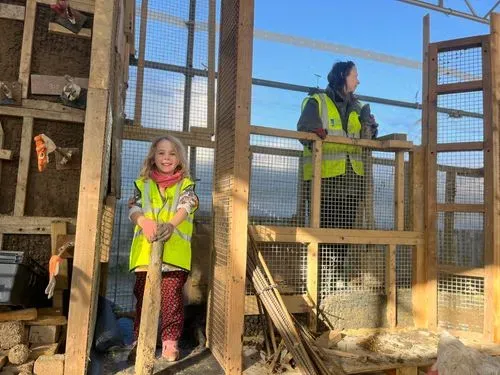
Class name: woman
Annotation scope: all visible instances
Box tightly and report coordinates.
[297,61,378,289]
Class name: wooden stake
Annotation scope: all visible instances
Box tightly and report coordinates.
[135,241,163,375]
[14,117,33,216]
[19,0,36,98]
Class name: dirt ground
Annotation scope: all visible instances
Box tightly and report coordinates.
[0,17,23,82]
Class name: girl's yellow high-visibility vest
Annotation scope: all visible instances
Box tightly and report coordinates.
[302,93,364,180]
[129,177,195,271]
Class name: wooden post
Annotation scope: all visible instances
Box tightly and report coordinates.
[424,33,439,331]
[135,241,163,375]
[207,0,254,373]
[14,117,33,216]
[307,140,322,331]
[133,0,148,126]
[484,15,500,343]
[411,147,428,328]
[64,0,117,373]
[19,0,36,98]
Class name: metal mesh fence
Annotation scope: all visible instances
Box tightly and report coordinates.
[438,272,484,333]
[396,246,413,326]
[249,135,308,227]
[437,212,484,268]
[436,92,483,144]
[437,47,482,85]
[437,152,484,204]
[246,242,307,295]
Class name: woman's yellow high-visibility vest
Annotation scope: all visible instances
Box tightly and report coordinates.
[129,177,195,271]
[302,93,364,180]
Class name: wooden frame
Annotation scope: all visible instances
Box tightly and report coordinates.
[133,0,148,126]
[19,0,36,99]
[13,117,33,216]
[0,3,25,21]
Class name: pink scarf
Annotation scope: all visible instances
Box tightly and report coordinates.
[150,170,183,189]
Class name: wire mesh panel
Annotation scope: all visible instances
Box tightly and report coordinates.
[396,246,414,326]
[437,212,484,268]
[436,92,483,144]
[438,272,484,333]
[319,243,387,329]
[437,46,482,85]
[246,242,307,295]
[249,135,309,227]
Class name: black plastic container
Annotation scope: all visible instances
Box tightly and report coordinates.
[0,251,50,307]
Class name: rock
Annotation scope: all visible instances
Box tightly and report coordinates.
[0,323,25,350]
[8,345,29,365]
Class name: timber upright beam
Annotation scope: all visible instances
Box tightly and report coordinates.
[307,140,322,331]
[484,13,500,343]
[206,0,254,373]
[64,0,117,373]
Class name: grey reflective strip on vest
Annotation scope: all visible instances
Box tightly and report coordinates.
[174,228,192,241]
[142,180,153,215]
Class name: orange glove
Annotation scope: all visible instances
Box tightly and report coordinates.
[45,254,63,299]
[34,135,48,172]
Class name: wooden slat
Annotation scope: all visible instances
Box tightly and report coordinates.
[250,125,414,151]
[133,0,148,125]
[0,150,12,160]
[411,147,427,328]
[437,142,484,152]
[48,22,92,39]
[99,195,116,263]
[438,265,485,278]
[425,42,439,331]
[31,74,89,96]
[51,222,68,291]
[64,0,116,368]
[26,315,67,326]
[437,203,485,212]
[307,140,321,331]
[0,215,76,234]
[251,225,424,246]
[123,125,214,148]
[386,245,396,328]
[433,34,485,52]
[0,308,36,321]
[13,117,33,216]
[0,99,85,123]
[395,152,405,231]
[19,0,36,98]
[36,0,95,14]
[484,15,500,343]
[0,3,25,21]
[435,80,483,95]
[244,295,309,315]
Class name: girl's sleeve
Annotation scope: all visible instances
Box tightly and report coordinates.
[128,185,143,221]
[177,185,199,215]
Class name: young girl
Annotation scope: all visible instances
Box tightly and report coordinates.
[127,135,199,362]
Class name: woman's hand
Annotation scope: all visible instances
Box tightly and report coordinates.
[137,217,157,242]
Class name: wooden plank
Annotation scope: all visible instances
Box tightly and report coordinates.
[0,3,25,21]
[251,125,414,151]
[425,41,439,331]
[0,215,76,234]
[0,100,85,123]
[395,152,405,231]
[123,125,214,148]
[51,222,68,291]
[31,74,89,96]
[376,133,407,141]
[244,295,310,315]
[251,225,425,246]
[484,15,500,343]
[0,150,12,160]
[435,80,483,95]
[135,242,162,375]
[437,203,484,212]
[36,0,95,14]
[19,0,36,98]
[48,22,91,39]
[433,34,485,52]
[133,0,148,125]
[13,117,33,216]
[438,265,485,278]
[437,142,484,152]
[207,0,216,133]
[411,147,427,328]
[26,315,67,326]
[99,195,116,263]
[0,308,37,321]
[386,245,396,328]
[307,139,321,331]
